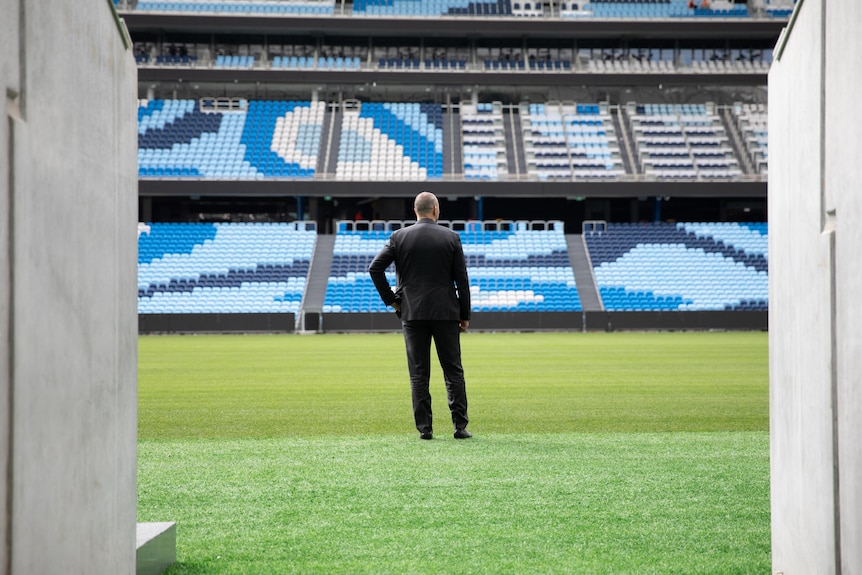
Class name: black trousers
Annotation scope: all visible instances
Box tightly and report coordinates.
[401,319,469,434]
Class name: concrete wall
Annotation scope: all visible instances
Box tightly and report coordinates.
[768,0,862,573]
[1,1,138,574]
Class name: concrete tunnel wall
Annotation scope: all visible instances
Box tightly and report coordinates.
[1,1,138,573]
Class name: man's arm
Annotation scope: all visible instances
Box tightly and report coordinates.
[368,240,399,308]
[452,236,471,322]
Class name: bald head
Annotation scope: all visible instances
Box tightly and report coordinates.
[414,191,440,221]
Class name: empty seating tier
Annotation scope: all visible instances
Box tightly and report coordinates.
[137,222,316,314]
[461,102,508,181]
[584,222,767,311]
[628,102,741,180]
[522,102,625,180]
[335,102,444,181]
[138,99,324,179]
[325,221,581,313]
[352,0,514,16]
[134,0,334,14]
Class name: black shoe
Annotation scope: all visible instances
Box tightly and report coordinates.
[419,431,433,440]
[454,429,472,439]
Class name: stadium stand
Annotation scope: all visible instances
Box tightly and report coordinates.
[324,220,582,313]
[522,102,625,180]
[461,102,508,181]
[137,98,770,182]
[334,102,445,181]
[137,98,324,178]
[137,222,317,314]
[584,221,768,311]
[626,102,741,179]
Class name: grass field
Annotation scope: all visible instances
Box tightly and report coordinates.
[137,331,770,574]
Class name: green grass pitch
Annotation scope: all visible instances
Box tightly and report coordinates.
[137,331,770,574]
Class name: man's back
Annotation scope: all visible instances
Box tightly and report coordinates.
[369,219,470,322]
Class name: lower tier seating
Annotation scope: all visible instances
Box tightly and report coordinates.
[135,220,768,316]
[584,222,768,311]
[324,221,582,313]
[137,222,316,314]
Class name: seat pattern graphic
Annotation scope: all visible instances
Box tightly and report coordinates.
[137,222,316,314]
[138,99,324,179]
[324,223,581,313]
[335,102,444,181]
[585,222,767,311]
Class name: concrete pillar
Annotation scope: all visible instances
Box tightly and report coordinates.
[769,0,862,573]
[0,1,138,573]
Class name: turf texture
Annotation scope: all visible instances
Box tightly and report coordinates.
[138,331,770,574]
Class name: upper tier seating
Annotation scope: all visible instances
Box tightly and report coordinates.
[135,0,334,14]
[461,102,508,181]
[584,221,767,311]
[271,55,362,69]
[628,102,741,179]
[521,102,625,180]
[763,0,796,17]
[352,0,514,16]
[335,102,444,181]
[215,54,255,68]
[572,0,748,18]
[137,98,766,182]
[324,221,581,313]
[137,98,324,179]
[137,222,316,314]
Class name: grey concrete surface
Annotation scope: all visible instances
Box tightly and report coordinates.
[769,0,862,573]
[1,1,138,574]
[136,522,177,575]
[824,2,862,571]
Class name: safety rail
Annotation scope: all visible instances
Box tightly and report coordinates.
[336,219,565,233]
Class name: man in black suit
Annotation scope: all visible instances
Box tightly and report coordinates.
[369,191,472,440]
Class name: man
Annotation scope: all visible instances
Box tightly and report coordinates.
[368,191,472,440]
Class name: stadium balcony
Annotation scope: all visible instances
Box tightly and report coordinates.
[323,220,581,314]
[583,221,767,311]
[137,222,317,314]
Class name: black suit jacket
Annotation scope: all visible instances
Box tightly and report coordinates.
[369,218,471,322]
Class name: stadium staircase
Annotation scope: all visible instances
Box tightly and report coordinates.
[720,107,755,175]
[299,233,335,331]
[446,107,461,177]
[317,103,336,175]
[612,106,638,175]
[324,106,342,175]
[566,234,603,311]
[504,106,526,177]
